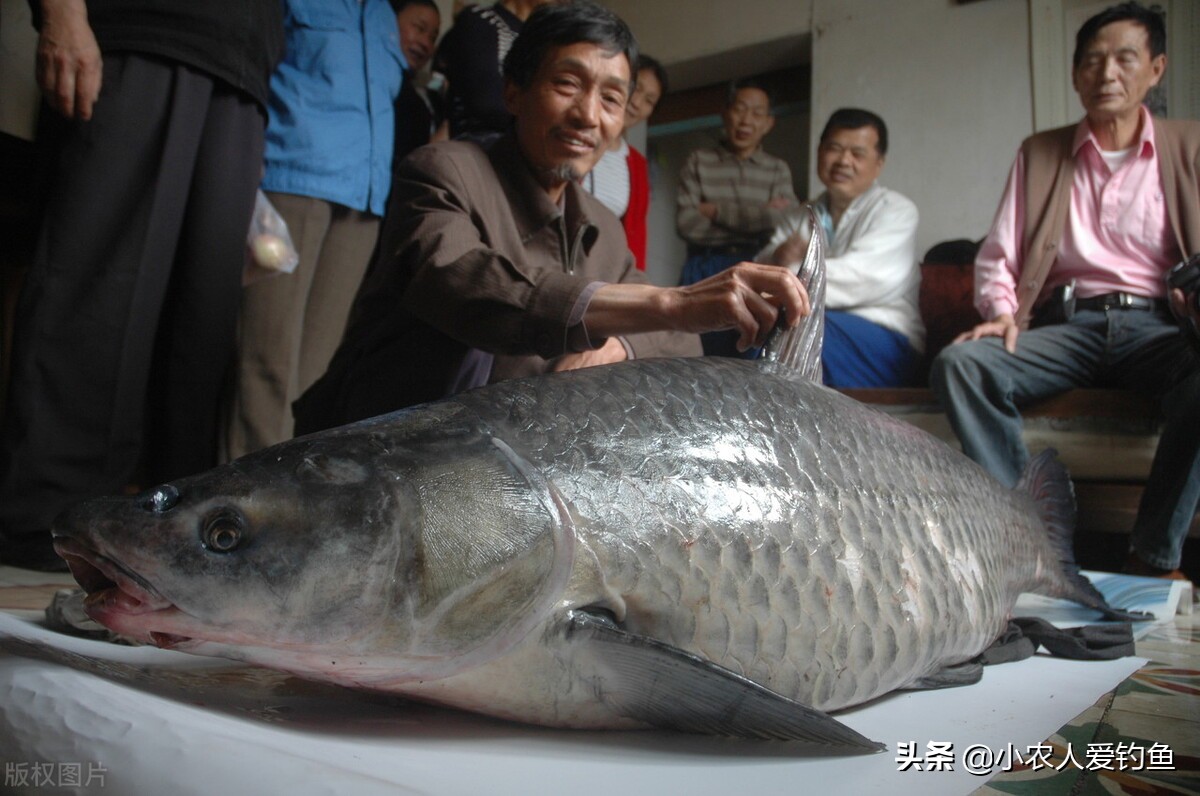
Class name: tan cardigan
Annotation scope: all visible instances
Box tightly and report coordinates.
[1014,116,1200,327]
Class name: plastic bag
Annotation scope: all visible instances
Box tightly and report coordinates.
[243,189,299,285]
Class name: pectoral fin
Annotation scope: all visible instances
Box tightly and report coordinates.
[564,610,884,751]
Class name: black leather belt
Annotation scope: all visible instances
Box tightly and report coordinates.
[1074,292,1163,311]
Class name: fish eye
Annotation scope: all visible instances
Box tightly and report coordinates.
[202,512,243,554]
[139,484,180,514]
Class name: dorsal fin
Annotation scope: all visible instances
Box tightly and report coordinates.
[759,203,827,381]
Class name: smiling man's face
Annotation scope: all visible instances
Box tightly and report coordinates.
[722,87,774,159]
[624,66,662,129]
[397,2,440,73]
[816,125,884,209]
[505,41,631,202]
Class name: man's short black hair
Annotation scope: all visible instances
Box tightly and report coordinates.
[819,108,889,156]
[388,0,439,14]
[726,77,774,111]
[502,1,638,93]
[1073,2,1166,69]
[636,54,668,97]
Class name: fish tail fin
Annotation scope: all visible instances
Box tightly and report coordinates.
[1018,449,1139,620]
[759,204,826,382]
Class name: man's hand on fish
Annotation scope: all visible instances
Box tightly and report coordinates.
[953,312,1020,354]
[672,262,811,351]
[585,263,810,353]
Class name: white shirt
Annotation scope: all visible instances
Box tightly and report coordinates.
[758,183,924,351]
[584,139,631,219]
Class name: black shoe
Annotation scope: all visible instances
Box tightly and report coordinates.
[1,534,69,572]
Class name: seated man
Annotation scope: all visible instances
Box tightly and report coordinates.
[675,78,798,357]
[760,108,922,387]
[930,2,1199,579]
[295,1,809,432]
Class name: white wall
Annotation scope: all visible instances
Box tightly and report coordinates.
[605,0,1036,264]
[810,0,1034,257]
[603,0,815,68]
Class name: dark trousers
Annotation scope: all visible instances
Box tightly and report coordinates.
[0,54,264,553]
[227,195,379,459]
[930,308,1200,570]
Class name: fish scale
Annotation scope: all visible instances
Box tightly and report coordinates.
[454,355,1051,712]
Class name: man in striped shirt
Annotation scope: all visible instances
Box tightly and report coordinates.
[676,78,799,356]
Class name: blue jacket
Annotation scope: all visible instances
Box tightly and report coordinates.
[262,0,405,215]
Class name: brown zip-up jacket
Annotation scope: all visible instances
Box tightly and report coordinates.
[295,135,701,431]
[1013,115,1200,328]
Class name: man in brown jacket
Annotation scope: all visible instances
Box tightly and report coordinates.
[295,1,808,432]
[931,2,1200,579]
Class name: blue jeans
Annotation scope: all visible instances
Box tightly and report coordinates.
[929,308,1200,570]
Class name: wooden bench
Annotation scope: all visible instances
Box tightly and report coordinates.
[838,260,1191,540]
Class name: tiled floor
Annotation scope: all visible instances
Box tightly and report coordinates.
[974,607,1199,795]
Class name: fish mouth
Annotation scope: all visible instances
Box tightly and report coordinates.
[52,537,195,650]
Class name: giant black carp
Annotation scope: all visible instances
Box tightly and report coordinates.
[50,220,1122,751]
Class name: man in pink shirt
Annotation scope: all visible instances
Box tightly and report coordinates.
[931,2,1200,579]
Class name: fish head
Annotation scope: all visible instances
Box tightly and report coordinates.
[52,435,412,654]
[51,412,575,684]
